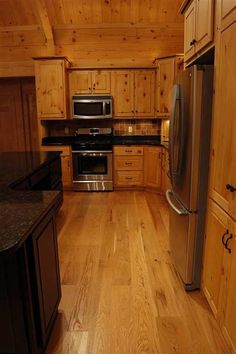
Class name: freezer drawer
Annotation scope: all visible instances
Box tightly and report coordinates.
[167,189,196,285]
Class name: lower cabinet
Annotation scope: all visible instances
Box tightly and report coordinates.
[114,146,144,187]
[0,202,61,354]
[202,199,236,352]
[30,212,61,348]
[114,145,163,192]
[40,145,72,188]
[144,146,162,190]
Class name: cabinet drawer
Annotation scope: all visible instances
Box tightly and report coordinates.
[114,146,143,156]
[115,156,143,170]
[116,171,143,186]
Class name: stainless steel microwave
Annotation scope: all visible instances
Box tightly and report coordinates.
[72,95,113,119]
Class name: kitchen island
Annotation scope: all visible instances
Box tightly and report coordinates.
[0,151,63,354]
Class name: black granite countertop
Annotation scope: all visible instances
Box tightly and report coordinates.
[0,151,62,255]
[42,135,162,146]
[0,151,61,187]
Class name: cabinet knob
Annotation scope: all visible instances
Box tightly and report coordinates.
[190,39,197,46]
[226,184,236,192]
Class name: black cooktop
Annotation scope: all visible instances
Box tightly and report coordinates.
[71,134,113,151]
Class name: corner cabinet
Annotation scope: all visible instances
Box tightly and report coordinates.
[134,70,155,117]
[221,0,236,30]
[156,57,183,117]
[34,57,70,119]
[144,146,162,190]
[183,0,214,63]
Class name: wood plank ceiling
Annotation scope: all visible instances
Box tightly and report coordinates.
[0,0,184,68]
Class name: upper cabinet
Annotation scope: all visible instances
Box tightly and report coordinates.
[156,56,183,117]
[134,70,155,117]
[111,70,135,117]
[221,0,236,30]
[34,57,69,119]
[112,69,155,118]
[183,0,214,63]
[69,70,111,96]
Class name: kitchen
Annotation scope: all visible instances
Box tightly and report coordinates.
[0,0,235,353]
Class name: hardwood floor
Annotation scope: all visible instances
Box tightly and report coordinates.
[46,191,230,354]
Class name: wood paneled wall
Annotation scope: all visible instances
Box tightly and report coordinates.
[0,0,184,73]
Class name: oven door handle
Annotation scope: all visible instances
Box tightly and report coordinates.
[72,150,112,154]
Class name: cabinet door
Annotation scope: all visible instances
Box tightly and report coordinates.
[220,221,236,352]
[184,1,196,62]
[202,200,230,318]
[221,0,236,30]
[210,22,236,220]
[134,70,155,117]
[35,60,66,119]
[195,0,214,53]
[112,70,135,117]
[144,146,162,189]
[156,59,175,117]
[61,155,72,187]
[32,214,61,346]
[92,70,111,93]
[69,70,92,95]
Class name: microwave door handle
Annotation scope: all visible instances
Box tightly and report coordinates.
[103,101,106,116]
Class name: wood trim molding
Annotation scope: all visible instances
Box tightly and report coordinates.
[0,25,41,32]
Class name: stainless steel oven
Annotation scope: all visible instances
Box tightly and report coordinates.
[71,128,113,191]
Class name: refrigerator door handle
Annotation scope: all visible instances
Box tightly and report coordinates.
[166,189,190,216]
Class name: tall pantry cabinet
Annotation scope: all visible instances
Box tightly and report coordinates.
[202,3,236,352]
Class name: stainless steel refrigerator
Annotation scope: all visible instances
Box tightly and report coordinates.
[166,65,214,291]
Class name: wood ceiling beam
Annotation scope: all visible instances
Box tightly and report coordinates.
[0,25,41,32]
[33,0,55,54]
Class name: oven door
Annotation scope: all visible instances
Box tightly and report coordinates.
[72,151,113,182]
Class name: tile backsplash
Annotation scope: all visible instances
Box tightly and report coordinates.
[42,119,162,137]
[113,119,161,136]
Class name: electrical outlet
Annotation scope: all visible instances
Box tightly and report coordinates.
[65,127,69,135]
[128,126,133,133]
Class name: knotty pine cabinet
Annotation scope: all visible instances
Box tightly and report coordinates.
[69,70,111,95]
[144,146,162,190]
[114,146,144,187]
[221,0,236,30]
[34,57,69,119]
[209,20,236,221]
[183,0,214,63]
[40,145,72,189]
[156,57,183,117]
[202,199,236,352]
[112,70,155,118]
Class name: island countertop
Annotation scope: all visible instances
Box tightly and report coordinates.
[0,151,62,254]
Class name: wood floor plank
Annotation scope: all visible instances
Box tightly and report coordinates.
[45,191,230,354]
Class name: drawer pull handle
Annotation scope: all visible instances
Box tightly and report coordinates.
[125,150,132,153]
[222,229,229,247]
[125,177,133,180]
[225,234,233,254]
[125,162,132,165]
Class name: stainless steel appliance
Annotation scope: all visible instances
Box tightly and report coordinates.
[166,65,214,290]
[72,95,113,119]
[72,128,113,191]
